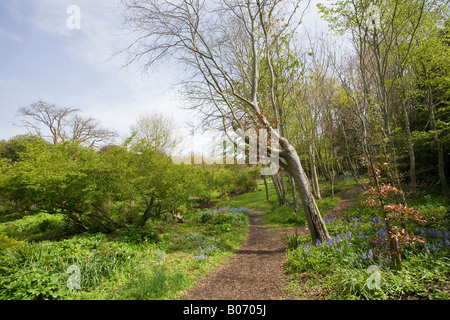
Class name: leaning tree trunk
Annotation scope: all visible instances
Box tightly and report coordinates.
[280,137,330,243]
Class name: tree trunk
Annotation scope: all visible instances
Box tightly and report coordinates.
[263,175,270,201]
[331,167,335,198]
[139,198,154,227]
[280,137,330,243]
[272,173,286,205]
[280,171,287,199]
[428,89,450,198]
[308,144,321,199]
[289,174,299,214]
[402,101,417,197]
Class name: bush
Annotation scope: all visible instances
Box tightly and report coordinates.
[198,207,250,228]
[0,265,65,300]
[0,234,26,252]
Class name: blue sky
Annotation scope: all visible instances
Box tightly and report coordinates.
[0,0,186,142]
[0,0,329,147]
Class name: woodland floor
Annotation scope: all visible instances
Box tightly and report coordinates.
[181,184,366,300]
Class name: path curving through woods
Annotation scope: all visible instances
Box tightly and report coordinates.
[181,184,365,300]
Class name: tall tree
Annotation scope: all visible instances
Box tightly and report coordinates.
[127,112,182,155]
[319,0,441,193]
[411,25,450,198]
[120,0,331,242]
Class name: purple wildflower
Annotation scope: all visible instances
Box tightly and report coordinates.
[378,229,388,237]
[372,216,382,224]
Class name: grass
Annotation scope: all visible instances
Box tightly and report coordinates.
[216,179,276,211]
[0,207,250,300]
[216,177,356,227]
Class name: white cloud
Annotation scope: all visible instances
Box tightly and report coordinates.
[0,27,23,43]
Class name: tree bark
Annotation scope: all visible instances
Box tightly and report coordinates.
[402,101,417,197]
[308,144,321,199]
[271,173,285,205]
[280,137,330,242]
[263,175,270,201]
[289,174,299,214]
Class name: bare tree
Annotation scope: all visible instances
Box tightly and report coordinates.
[120,0,330,242]
[18,100,117,148]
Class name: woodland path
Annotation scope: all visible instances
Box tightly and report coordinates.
[181,184,366,300]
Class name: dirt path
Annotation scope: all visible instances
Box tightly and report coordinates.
[181,184,366,300]
[182,210,300,300]
[324,184,366,221]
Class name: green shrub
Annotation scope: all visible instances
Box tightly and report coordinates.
[0,265,65,300]
[0,234,26,252]
[283,229,303,251]
[264,205,306,226]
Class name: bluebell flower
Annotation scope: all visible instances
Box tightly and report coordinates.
[425,245,430,253]
[363,250,373,260]
[194,253,208,261]
[378,229,388,237]
[347,230,352,238]
[371,216,382,224]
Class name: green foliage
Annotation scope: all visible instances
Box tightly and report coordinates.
[0,234,26,252]
[287,196,450,299]
[0,134,43,164]
[284,229,303,251]
[119,264,187,300]
[0,206,249,300]
[264,197,341,227]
